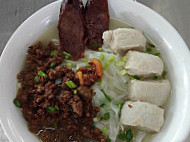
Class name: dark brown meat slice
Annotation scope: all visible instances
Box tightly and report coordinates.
[85,0,109,50]
[58,0,86,60]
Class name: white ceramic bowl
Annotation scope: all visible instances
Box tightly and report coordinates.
[0,0,190,142]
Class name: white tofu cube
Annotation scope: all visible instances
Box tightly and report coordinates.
[124,51,164,78]
[102,28,146,55]
[128,80,171,106]
[120,101,164,132]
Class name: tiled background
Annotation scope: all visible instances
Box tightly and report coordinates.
[0,0,189,141]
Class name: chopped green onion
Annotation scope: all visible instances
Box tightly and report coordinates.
[47,106,56,113]
[118,102,124,117]
[76,65,80,70]
[153,76,158,80]
[106,137,111,142]
[108,56,116,63]
[100,89,112,102]
[13,98,21,107]
[100,103,105,107]
[117,103,124,111]
[55,106,59,111]
[98,47,103,51]
[104,112,110,120]
[146,47,152,52]
[103,62,110,71]
[100,54,105,61]
[162,70,167,78]
[92,44,98,49]
[63,52,71,60]
[121,57,127,62]
[93,117,99,123]
[50,62,56,68]
[38,71,48,78]
[133,75,140,80]
[118,132,126,141]
[147,42,155,48]
[53,122,57,127]
[155,52,160,56]
[102,127,107,134]
[86,64,92,68]
[83,58,88,63]
[50,50,57,56]
[65,81,77,89]
[34,76,40,82]
[67,62,72,67]
[115,61,125,67]
[120,69,127,75]
[90,124,96,129]
[126,129,133,142]
[73,89,77,94]
[118,129,133,142]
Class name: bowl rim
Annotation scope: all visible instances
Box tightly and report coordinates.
[0,0,190,142]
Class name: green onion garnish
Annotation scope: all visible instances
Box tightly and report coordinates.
[90,124,96,129]
[13,98,21,107]
[118,129,133,142]
[117,102,124,117]
[67,62,72,67]
[106,137,111,142]
[92,44,98,49]
[100,54,105,61]
[104,112,110,120]
[108,56,116,62]
[50,50,57,56]
[162,70,167,78]
[115,61,125,67]
[153,76,158,80]
[63,52,71,60]
[53,122,57,127]
[121,57,127,62]
[86,64,92,68]
[146,48,152,52]
[133,75,140,80]
[47,106,56,113]
[50,62,56,68]
[100,103,105,107]
[55,106,59,111]
[83,58,88,63]
[126,129,133,142]
[38,71,48,78]
[102,127,107,134]
[100,89,112,102]
[120,69,127,75]
[34,76,40,82]
[117,103,124,111]
[73,89,77,94]
[103,62,110,71]
[155,52,160,56]
[93,117,99,123]
[118,132,126,141]
[98,47,103,51]
[65,81,77,89]
[147,42,155,48]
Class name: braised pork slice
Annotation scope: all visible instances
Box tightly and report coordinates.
[85,0,109,50]
[58,0,86,60]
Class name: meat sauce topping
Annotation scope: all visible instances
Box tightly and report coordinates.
[16,42,105,142]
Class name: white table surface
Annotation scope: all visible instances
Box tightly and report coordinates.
[0,0,190,141]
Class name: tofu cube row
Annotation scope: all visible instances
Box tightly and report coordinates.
[103,28,171,133]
